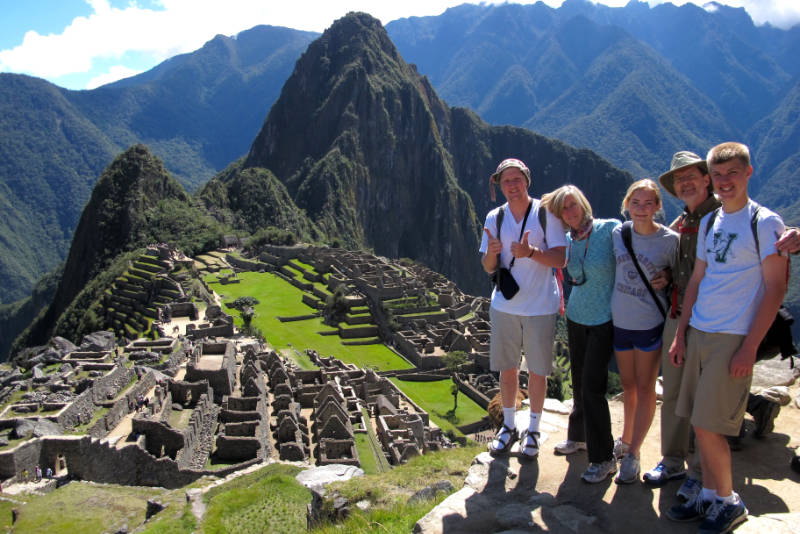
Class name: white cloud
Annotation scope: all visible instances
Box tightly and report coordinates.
[86,64,143,89]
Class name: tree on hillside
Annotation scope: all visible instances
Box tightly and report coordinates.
[444,350,468,413]
[323,286,348,325]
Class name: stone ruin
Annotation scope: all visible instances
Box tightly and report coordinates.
[0,242,501,490]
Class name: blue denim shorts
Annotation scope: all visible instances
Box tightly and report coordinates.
[613,323,664,352]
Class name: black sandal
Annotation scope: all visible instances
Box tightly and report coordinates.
[488,424,517,455]
[518,429,540,461]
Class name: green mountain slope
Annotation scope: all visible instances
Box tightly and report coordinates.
[13,145,227,352]
[0,74,118,303]
[0,26,315,305]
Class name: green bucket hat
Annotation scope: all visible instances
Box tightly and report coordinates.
[658,151,709,198]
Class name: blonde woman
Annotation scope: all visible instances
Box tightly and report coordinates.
[542,185,620,483]
[611,179,678,483]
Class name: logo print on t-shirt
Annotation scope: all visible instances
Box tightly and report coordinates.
[709,231,738,263]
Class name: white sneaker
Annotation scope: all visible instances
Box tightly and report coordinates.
[613,437,630,460]
[581,460,617,483]
[554,439,587,455]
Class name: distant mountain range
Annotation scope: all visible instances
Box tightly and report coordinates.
[386,0,800,211]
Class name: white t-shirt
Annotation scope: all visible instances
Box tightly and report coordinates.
[479,199,567,316]
[690,200,785,335]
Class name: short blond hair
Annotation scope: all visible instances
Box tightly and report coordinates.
[541,185,593,228]
[621,179,662,215]
[707,142,750,169]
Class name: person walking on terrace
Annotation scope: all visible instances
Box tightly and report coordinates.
[479,158,566,460]
[541,185,620,483]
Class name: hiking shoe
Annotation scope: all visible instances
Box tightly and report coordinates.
[613,437,630,460]
[614,453,640,484]
[518,429,540,461]
[698,498,748,534]
[554,439,587,455]
[666,494,713,522]
[488,424,517,455]
[581,460,617,484]
[643,462,687,487]
[752,397,780,437]
[676,476,702,502]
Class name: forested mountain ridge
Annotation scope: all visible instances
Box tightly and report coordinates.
[0,25,317,305]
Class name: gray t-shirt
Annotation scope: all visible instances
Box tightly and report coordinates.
[611,224,679,331]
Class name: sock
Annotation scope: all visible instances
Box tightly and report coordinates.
[718,493,739,505]
[701,488,717,503]
[502,407,516,430]
[529,412,541,433]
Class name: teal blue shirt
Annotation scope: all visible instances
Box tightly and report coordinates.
[565,218,620,326]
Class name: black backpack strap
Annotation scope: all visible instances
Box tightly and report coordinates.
[703,207,721,238]
[495,206,505,270]
[538,203,548,248]
[750,203,761,258]
[621,221,667,319]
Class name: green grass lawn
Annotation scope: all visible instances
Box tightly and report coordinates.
[354,433,378,475]
[206,271,412,371]
[389,378,486,436]
[9,481,167,534]
[202,463,310,534]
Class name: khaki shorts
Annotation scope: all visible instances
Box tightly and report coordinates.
[675,327,751,436]
[489,307,556,376]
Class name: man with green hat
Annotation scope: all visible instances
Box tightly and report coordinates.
[643,150,786,497]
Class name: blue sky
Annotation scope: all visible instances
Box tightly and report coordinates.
[2,0,799,91]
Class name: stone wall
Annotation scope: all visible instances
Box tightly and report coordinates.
[175,392,218,469]
[225,253,272,272]
[185,342,235,402]
[132,418,184,459]
[55,388,94,429]
[92,364,135,404]
[89,371,158,438]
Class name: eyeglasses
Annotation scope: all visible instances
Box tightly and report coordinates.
[565,238,589,286]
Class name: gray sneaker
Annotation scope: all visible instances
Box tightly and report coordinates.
[615,453,640,484]
[554,439,587,455]
[613,437,630,460]
[581,460,617,484]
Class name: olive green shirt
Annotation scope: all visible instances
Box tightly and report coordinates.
[669,194,721,310]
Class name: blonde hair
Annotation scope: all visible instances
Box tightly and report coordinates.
[621,179,662,215]
[541,185,593,229]
[707,142,750,169]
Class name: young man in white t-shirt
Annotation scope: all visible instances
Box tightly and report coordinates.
[479,158,567,459]
[667,142,787,533]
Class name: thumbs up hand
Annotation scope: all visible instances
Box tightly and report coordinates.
[511,229,537,259]
[484,228,501,256]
